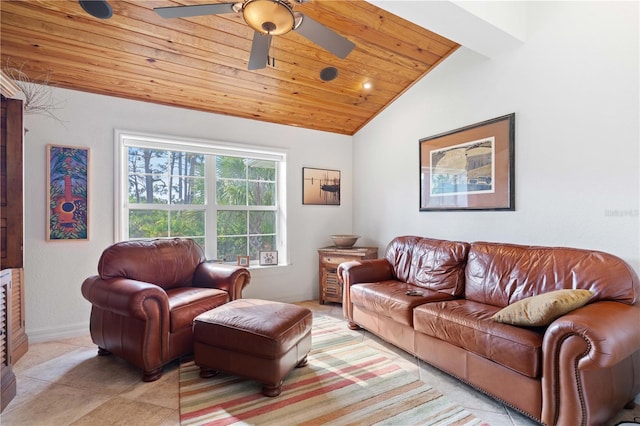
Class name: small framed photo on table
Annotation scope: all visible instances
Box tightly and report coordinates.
[259,251,278,266]
[237,255,250,267]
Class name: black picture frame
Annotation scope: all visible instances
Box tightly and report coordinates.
[302,167,341,205]
[419,113,515,211]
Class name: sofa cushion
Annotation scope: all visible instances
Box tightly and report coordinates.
[385,236,423,283]
[491,289,593,326]
[414,300,544,378]
[167,287,229,332]
[350,281,456,327]
[465,242,639,307]
[385,236,469,296]
[409,238,469,296]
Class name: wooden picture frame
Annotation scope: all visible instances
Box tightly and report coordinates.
[302,167,340,205]
[46,144,90,240]
[237,255,250,267]
[419,114,515,211]
[259,250,278,266]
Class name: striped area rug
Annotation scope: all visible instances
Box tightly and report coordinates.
[179,315,483,426]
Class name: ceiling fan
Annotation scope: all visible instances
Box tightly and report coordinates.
[153,0,356,70]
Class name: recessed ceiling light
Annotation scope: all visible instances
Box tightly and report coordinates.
[362,81,372,90]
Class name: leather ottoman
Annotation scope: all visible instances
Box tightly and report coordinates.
[192,299,313,397]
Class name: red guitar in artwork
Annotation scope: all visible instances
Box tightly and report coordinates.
[53,158,81,229]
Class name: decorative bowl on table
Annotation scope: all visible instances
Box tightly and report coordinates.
[331,235,360,248]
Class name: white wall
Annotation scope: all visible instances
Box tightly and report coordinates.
[23,89,352,341]
[354,2,640,274]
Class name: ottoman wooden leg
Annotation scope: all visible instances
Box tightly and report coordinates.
[296,355,308,368]
[97,347,111,356]
[199,368,219,379]
[262,381,283,397]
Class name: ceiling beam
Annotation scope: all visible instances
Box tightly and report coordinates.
[369,0,526,58]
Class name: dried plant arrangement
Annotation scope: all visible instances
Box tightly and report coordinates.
[3,60,66,126]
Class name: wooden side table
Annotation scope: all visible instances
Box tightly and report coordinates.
[318,246,378,304]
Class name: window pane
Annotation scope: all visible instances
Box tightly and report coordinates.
[249,211,275,234]
[216,179,246,206]
[216,156,246,179]
[128,174,169,204]
[248,181,275,206]
[217,236,247,261]
[170,177,205,205]
[170,210,205,237]
[217,211,247,235]
[151,176,170,204]
[128,148,168,174]
[250,235,276,259]
[128,174,147,203]
[169,152,205,177]
[248,160,276,180]
[129,210,168,238]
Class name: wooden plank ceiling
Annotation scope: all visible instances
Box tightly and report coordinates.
[0,0,459,135]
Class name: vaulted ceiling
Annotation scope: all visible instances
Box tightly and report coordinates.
[0,0,459,135]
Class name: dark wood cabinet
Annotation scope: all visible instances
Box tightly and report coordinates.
[1,96,23,269]
[1,95,26,412]
[318,246,378,304]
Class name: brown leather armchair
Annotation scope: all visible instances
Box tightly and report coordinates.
[81,238,251,381]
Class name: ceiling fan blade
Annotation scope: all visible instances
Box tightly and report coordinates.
[294,14,355,59]
[154,3,236,19]
[248,31,272,70]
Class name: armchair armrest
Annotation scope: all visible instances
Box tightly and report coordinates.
[192,262,251,300]
[541,301,640,425]
[81,275,170,320]
[338,258,394,321]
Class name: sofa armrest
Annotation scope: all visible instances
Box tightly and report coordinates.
[192,262,251,300]
[338,258,394,285]
[81,275,170,320]
[544,301,640,369]
[338,259,394,321]
[541,301,640,425]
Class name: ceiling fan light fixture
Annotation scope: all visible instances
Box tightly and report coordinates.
[243,0,295,35]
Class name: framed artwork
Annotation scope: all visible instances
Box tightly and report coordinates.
[302,167,340,205]
[46,144,89,240]
[237,255,250,267]
[419,113,515,211]
[259,250,278,266]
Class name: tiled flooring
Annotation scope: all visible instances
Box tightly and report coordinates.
[2,301,639,425]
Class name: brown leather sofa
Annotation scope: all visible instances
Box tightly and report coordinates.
[338,236,640,426]
[81,238,251,381]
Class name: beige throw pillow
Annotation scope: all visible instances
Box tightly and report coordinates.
[491,289,594,326]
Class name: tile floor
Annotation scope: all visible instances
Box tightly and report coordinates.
[2,301,639,425]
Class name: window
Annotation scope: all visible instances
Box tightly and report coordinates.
[116,131,287,265]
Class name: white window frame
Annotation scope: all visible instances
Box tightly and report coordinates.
[114,130,288,265]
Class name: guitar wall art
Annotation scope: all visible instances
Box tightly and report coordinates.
[46,145,89,241]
